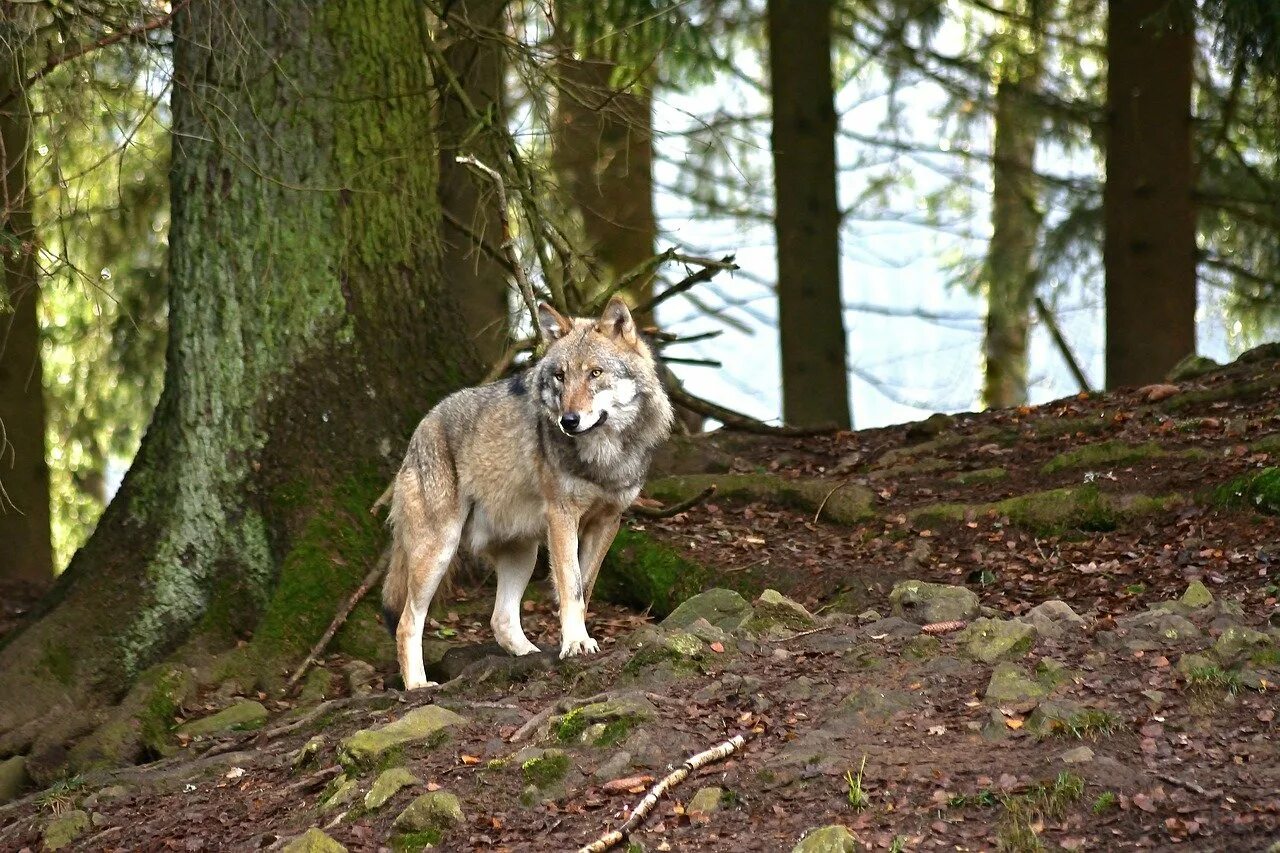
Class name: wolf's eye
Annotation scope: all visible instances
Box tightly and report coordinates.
[553,370,565,382]
[589,368,603,379]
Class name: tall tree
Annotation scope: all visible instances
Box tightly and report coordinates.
[982,1,1049,408]
[1104,0,1195,387]
[436,0,511,365]
[767,0,851,429]
[0,7,53,588]
[0,0,475,778]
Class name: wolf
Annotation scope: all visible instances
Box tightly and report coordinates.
[380,296,675,689]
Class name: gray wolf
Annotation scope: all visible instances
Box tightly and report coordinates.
[381,297,674,689]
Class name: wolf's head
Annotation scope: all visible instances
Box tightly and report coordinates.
[534,297,667,438]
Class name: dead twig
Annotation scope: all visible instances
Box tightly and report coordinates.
[577,731,753,853]
[1156,772,1221,799]
[812,479,854,524]
[771,625,835,643]
[628,486,716,519]
[664,381,838,437]
[633,254,738,318]
[285,552,390,693]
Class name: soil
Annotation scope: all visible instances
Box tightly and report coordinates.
[2,352,1279,852]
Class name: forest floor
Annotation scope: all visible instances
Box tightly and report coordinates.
[3,347,1280,852]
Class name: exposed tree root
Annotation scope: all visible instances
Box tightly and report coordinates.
[577,730,753,853]
[628,485,716,519]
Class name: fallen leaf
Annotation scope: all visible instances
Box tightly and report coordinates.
[1005,718,1024,730]
[1134,792,1157,813]
[460,754,481,765]
[603,775,654,793]
[224,767,245,780]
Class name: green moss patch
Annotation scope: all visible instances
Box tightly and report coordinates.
[646,473,875,525]
[595,528,725,617]
[948,467,1007,486]
[1041,440,1166,474]
[911,485,1181,536]
[521,751,570,787]
[1211,467,1280,516]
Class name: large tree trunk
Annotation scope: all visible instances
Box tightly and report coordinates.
[0,8,53,588]
[982,7,1046,409]
[766,0,851,430]
[437,0,511,365]
[0,0,475,777]
[553,34,659,322]
[1104,0,1196,388]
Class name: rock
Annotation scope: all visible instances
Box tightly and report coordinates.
[429,643,556,683]
[293,735,327,771]
[1237,342,1280,364]
[683,617,734,646]
[42,809,91,850]
[592,751,632,781]
[1026,700,1087,736]
[889,580,980,624]
[862,617,920,638]
[321,776,359,812]
[176,700,268,737]
[985,663,1049,704]
[748,589,816,632]
[1060,746,1095,765]
[624,629,707,674]
[903,635,941,660]
[282,827,347,853]
[906,412,955,440]
[838,688,913,723]
[855,609,882,624]
[792,824,860,852]
[342,660,377,694]
[1117,609,1202,644]
[393,790,465,833]
[0,755,28,804]
[1176,652,1218,675]
[299,668,337,704]
[686,786,723,819]
[555,693,655,746]
[959,618,1037,664]
[1021,600,1088,639]
[1180,581,1214,609]
[340,705,467,768]
[1167,354,1220,382]
[364,767,420,810]
[662,588,754,633]
[1212,625,1273,666]
[82,784,129,808]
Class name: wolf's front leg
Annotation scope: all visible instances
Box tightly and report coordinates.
[547,503,598,659]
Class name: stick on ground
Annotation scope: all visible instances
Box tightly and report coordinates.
[577,731,752,853]
[628,485,716,519]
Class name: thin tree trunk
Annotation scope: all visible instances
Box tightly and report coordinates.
[0,8,52,588]
[767,0,851,430]
[982,8,1046,409]
[553,38,659,322]
[437,0,511,365]
[1104,0,1196,388]
[0,0,474,779]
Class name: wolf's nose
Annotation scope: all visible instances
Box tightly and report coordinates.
[560,413,581,432]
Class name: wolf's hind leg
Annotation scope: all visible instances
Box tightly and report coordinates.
[489,540,541,656]
[397,518,463,690]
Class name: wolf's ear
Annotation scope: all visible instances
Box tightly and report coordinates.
[537,302,572,341]
[597,296,638,346]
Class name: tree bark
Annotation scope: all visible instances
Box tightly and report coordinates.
[0,7,53,588]
[0,0,475,773]
[437,0,511,364]
[553,32,659,322]
[982,7,1046,409]
[1104,0,1196,388]
[767,0,851,430]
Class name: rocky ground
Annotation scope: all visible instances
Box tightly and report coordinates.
[2,347,1280,852]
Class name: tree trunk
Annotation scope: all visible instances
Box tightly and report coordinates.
[982,9,1046,409]
[553,36,659,322]
[437,0,511,365]
[0,8,53,588]
[767,0,851,430]
[0,0,475,775]
[1104,0,1196,388]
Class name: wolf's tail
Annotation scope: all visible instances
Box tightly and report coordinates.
[380,544,408,637]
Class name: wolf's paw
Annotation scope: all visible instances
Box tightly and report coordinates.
[503,637,542,657]
[403,677,439,691]
[559,636,600,659]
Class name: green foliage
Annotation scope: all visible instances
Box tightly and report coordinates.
[1184,664,1243,695]
[1211,468,1280,516]
[521,752,570,787]
[844,755,869,810]
[1092,791,1118,814]
[996,772,1086,852]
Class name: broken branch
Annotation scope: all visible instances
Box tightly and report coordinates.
[577,731,753,853]
[629,485,717,520]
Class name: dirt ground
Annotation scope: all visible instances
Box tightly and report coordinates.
[2,350,1279,852]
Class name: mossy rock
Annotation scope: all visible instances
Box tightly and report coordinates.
[791,824,861,852]
[1163,373,1280,412]
[917,485,1180,536]
[596,528,721,618]
[623,629,708,676]
[746,589,816,632]
[393,791,464,841]
[646,473,875,525]
[364,767,421,810]
[282,828,348,853]
[662,588,754,633]
[1035,415,1114,439]
[985,662,1050,704]
[948,467,1007,486]
[1253,433,1280,455]
[522,749,571,788]
[867,457,951,481]
[903,635,941,660]
[686,785,724,818]
[1212,625,1273,667]
[1042,440,1166,475]
[1211,467,1280,516]
[177,700,268,738]
[321,776,360,812]
[42,809,91,851]
[1019,600,1087,639]
[959,618,1037,664]
[889,580,979,624]
[1167,354,1221,382]
[555,694,654,746]
[340,705,467,769]
[0,755,28,804]
[299,668,338,704]
[837,687,913,723]
[1180,581,1214,609]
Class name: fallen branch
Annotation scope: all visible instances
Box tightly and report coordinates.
[1156,771,1221,799]
[771,624,836,643]
[628,485,716,520]
[285,552,390,693]
[577,731,753,853]
[664,381,838,437]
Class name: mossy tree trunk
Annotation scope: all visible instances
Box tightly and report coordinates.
[437,0,511,365]
[982,1,1047,409]
[0,0,476,771]
[767,0,851,430]
[0,7,53,589]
